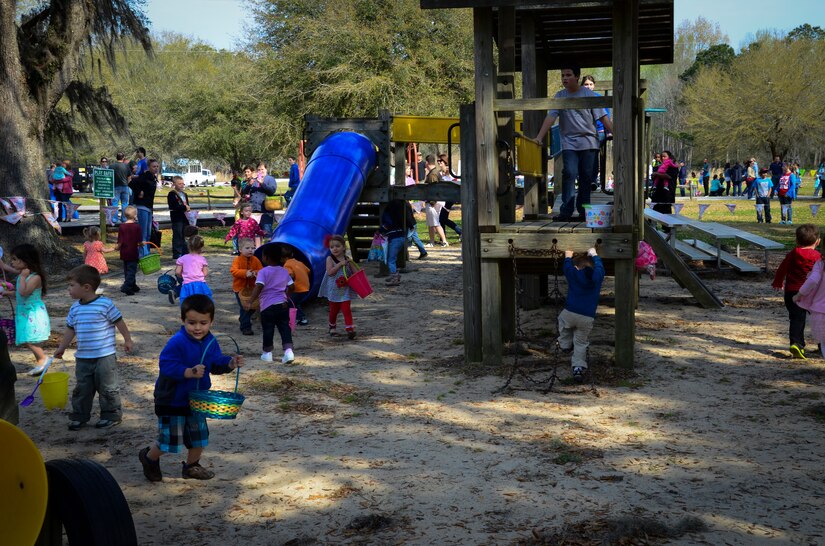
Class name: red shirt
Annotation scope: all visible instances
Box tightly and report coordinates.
[117,222,142,262]
[773,247,821,292]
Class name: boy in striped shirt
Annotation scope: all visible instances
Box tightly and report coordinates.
[55,265,133,430]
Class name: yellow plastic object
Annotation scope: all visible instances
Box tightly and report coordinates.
[515,134,543,178]
[40,372,69,410]
[392,116,460,144]
[0,420,48,545]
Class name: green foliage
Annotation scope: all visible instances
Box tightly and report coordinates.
[679,44,736,82]
[787,24,825,42]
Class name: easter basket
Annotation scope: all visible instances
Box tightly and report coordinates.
[138,242,162,275]
[188,336,245,420]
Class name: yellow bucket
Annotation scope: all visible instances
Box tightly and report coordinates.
[40,372,69,410]
[0,420,48,545]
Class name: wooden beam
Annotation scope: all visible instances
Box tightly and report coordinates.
[461,103,483,362]
[612,0,640,369]
[498,7,516,342]
[481,232,634,259]
[474,7,502,364]
[494,96,612,112]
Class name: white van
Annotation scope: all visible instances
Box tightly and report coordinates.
[183,168,216,187]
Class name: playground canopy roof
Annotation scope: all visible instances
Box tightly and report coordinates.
[420,0,674,70]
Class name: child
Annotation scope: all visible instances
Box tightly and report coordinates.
[176,235,212,304]
[772,224,822,359]
[167,175,190,259]
[0,326,18,425]
[138,295,243,481]
[317,235,358,339]
[689,171,699,197]
[794,258,825,356]
[230,238,263,336]
[8,244,51,375]
[558,247,605,383]
[281,244,311,325]
[54,266,133,430]
[83,226,112,275]
[244,244,295,363]
[116,205,142,295]
[754,169,773,224]
[225,203,266,255]
[424,201,448,247]
[777,165,797,225]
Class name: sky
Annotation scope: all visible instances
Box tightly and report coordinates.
[146,0,825,53]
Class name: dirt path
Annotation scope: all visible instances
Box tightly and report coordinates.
[12,247,825,545]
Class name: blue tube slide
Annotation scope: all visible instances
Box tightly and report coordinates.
[257,131,377,298]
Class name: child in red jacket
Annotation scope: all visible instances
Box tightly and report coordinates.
[773,224,822,359]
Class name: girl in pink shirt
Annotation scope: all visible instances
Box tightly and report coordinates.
[83,226,113,274]
[225,203,267,253]
[175,235,212,305]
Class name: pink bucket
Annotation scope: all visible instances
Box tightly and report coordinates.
[289,307,297,332]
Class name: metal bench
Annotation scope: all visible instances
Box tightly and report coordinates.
[683,239,760,273]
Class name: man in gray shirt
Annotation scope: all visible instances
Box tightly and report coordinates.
[111,152,132,224]
[534,64,612,221]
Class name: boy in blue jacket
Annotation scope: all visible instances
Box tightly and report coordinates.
[558,247,605,383]
[139,295,243,482]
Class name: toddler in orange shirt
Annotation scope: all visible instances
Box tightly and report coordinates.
[230,238,263,335]
[281,245,311,325]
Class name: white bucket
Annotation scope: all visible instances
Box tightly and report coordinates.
[584,205,614,228]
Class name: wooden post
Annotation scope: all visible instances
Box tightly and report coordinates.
[99,199,107,241]
[497,7,516,342]
[474,7,502,364]
[612,0,640,368]
[206,189,212,210]
[394,140,408,269]
[461,103,482,363]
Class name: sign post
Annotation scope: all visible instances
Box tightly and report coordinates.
[92,168,115,238]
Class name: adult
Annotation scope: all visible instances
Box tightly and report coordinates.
[134,147,148,177]
[730,160,744,197]
[581,75,611,187]
[46,162,56,200]
[769,156,784,199]
[677,160,688,197]
[167,176,190,259]
[239,165,255,206]
[129,158,159,257]
[111,152,132,224]
[416,152,426,182]
[50,159,71,221]
[424,154,439,183]
[285,156,301,205]
[380,199,415,286]
[436,154,462,240]
[650,150,678,216]
[745,158,758,199]
[247,162,278,235]
[723,162,732,196]
[229,170,243,207]
[701,159,711,197]
[533,63,612,221]
[817,160,825,199]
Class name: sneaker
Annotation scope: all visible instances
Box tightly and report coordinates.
[424,243,434,248]
[386,274,401,286]
[241,328,254,336]
[261,351,273,362]
[439,241,449,247]
[133,286,140,292]
[418,253,429,260]
[559,345,573,355]
[297,318,309,326]
[572,366,585,383]
[94,419,122,429]
[68,420,85,431]
[139,447,163,482]
[282,349,295,364]
[29,365,46,376]
[182,461,214,480]
[347,329,357,340]
[790,344,806,360]
[329,326,338,336]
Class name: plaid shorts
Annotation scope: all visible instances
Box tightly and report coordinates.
[156,414,209,453]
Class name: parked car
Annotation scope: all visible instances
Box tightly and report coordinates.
[72,165,92,192]
[161,171,182,185]
[183,169,216,187]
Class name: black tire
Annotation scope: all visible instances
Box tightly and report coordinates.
[41,459,137,546]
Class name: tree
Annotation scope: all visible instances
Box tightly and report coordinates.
[0,1,150,258]
[787,24,825,42]
[679,44,736,82]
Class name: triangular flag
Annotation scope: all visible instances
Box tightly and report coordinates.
[698,203,710,221]
[65,202,80,218]
[0,198,11,214]
[1,212,23,224]
[104,206,118,226]
[673,203,684,215]
[41,212,61,233]
[49,201,60,217]
[213,212,227,226]
[8,197,25,214]
[185,210,199,226]
[412,201,424,213]
[725,203,737,214]
[811,204,820,217]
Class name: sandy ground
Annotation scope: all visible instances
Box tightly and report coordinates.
[11,245,825,545]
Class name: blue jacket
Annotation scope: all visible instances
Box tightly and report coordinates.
[154,327,233,416]
[563,256,605,318]
[289,163,301,189]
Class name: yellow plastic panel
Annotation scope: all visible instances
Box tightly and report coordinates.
[392,116,459,144]
[515,135,543,177]
[0,420,48,545]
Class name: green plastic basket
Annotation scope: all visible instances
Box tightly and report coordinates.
[189,336,245,420]
[138,242,161,275]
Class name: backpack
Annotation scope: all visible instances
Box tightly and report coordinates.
[777,174,791,197]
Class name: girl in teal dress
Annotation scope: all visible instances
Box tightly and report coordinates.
[8,245,50,375]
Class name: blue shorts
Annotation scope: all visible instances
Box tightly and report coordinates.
[156,414,208,453]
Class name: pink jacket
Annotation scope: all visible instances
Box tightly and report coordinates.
[796,260,825,313]
[225,217,266,242]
